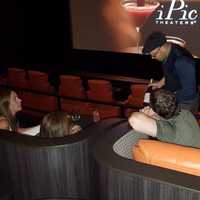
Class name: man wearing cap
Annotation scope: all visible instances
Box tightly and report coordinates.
[142,31,199,112]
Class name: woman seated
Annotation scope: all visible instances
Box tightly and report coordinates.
[39,111,82,138]
[0,88,40,135]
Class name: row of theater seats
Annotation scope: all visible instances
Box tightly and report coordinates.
[0,68,58,120]
[0,68,149,120]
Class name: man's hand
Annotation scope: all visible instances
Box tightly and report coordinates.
[140,106,155,117]
[140,106,160,120]
[148,82,161,90]
[71,125,82,135]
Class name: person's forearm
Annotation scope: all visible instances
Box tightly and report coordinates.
[128,112,157,137]
[159,77,165,88]
[18,125,40,136]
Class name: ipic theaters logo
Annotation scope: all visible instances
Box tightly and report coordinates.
[155,0,199,25]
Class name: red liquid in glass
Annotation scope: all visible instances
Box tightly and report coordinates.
[123,2,159,28]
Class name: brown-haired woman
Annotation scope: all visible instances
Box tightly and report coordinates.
[39,111,82,138]
[0,89,22,131]
[0,89,40,135]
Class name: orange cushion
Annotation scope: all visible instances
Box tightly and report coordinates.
[133,140,200,176]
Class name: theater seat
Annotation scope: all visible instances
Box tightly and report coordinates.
[59,75,86,98]
[133,139,200,176]
[131,84,147,96]
[124,84,148,117]
[60,99,93,116]
[28,70,55,93]
[87,79,112,90]
[7,68,28,89]
[128,84,147,107]
[59,75,91,115]
[19,92,58,119]
[87,80,121,119]
[90,103,121,119]
[87,79,114,102]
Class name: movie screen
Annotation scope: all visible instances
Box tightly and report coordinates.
[70,0,200,57]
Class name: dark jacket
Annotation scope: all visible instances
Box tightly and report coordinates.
[162,44,198,102]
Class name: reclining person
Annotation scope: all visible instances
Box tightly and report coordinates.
[129,89,200,148]
[0,89,40,135]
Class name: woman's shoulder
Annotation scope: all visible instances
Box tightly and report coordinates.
[0,117,10,130]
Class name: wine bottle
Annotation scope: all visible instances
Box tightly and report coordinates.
[143,79,153,106]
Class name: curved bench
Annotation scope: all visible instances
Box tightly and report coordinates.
[0,172,13,200]
[0,118,111,200]
[92,118,200,200]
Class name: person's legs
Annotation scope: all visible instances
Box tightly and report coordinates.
[113,130,149,159]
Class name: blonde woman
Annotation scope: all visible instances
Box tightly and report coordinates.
[39,111,82,138]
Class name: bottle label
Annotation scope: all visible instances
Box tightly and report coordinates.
[144,92,150,103]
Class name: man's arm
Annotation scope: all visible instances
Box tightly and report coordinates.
[128,111,157,137]
[18,125,40,136]
[149,77,165,90]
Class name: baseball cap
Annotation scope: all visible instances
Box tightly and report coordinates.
[142,31,167,54]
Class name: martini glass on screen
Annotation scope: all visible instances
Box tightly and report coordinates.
[121,0,160,53]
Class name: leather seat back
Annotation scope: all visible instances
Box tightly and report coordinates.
[133,139,200,176]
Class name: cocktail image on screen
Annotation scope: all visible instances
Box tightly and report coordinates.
[121,0,160,53]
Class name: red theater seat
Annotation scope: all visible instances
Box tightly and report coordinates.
[59,75,92,115]
[59,75,86,98]
[124,84,148,117]
[128,84,147,107]
[28,70,54,93]
[87,79,114,102]
[19,92,58,118]
[60,99,93,116]
[87,80,121,119]
[131,84,148,97]
[87,79,112,91]
[90,104,121,119]
[87,90,114,103]
[7,68,29,89]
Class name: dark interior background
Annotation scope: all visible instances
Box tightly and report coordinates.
[0,0,199,81]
